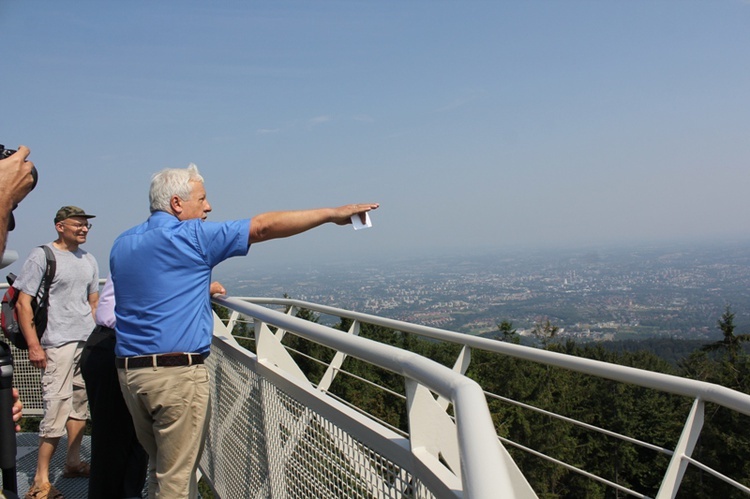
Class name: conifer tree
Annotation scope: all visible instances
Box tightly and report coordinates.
[532,319,559,348]
[701,305,750,363]
[498,320,520,344]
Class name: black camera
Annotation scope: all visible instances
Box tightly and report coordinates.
[0,144,38,231]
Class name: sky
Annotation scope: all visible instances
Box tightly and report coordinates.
[1,0,749,277]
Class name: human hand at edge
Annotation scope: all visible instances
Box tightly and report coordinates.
[12,387,23,432]
[0,145,36,208]
[332,203,379,226]
[27,343,47,370]
[210,281,226,296]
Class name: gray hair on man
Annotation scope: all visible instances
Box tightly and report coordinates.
[149,163,205,213]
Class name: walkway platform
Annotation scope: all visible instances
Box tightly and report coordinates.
[2,433,91,499]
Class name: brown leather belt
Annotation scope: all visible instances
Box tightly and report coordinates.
[116,353,204,369]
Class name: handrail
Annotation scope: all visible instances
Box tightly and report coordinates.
[213,295,535,499]
[234,296,750,416]
[224,296,750,498]
[7,284,748,497]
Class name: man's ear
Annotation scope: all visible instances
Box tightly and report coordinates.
[170,195,183,215]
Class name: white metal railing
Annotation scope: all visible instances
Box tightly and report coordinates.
[7,285,750,498]
[221,296,750,499]
[207,295,536,499]
[6,293,534,498]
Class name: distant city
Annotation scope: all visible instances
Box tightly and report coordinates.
[213,241,750,342]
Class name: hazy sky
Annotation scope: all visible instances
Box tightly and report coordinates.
[2,1,749,276]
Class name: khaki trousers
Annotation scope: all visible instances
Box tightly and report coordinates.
[40,341,89,438]
[118,364,210,499]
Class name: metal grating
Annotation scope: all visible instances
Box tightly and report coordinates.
[7,344,42,416]
[2,433,91,498]
[201,342,436,499]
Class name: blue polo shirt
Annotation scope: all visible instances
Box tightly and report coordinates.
[110,211,250,357]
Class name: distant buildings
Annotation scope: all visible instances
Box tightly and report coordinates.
[220,243,750,341]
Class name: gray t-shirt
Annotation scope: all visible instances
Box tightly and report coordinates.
[14,243,99,347]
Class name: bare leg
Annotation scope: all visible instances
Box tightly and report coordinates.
[33,436,60,486]
[65,417,87,467]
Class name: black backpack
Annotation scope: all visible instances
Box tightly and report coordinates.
[1,246,56,350]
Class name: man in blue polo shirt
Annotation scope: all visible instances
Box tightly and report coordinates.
[110,163,378,498]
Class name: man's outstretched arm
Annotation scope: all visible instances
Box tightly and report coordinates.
[249,203,379,244]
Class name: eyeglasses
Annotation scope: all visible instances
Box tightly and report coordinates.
[60,222,93,230]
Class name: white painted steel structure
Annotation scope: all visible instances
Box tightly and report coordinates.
[218,296,750,499]
[5,284,750,497]
[205,296,536,498]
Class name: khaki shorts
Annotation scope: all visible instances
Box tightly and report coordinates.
[39,341,89,438]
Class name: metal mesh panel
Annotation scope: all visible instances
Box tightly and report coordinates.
[202,343,437,499]
[202,346,271,497]
[5,433,91,498]
[8,342,42,416]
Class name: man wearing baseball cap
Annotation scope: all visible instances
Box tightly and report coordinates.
[14,205,100,499]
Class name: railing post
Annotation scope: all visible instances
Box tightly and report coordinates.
[225,309,241,336]
[405,378,462,478]
[318,320,360,393]
[438,345,472,411]
[256,319,309,384]
[656,398,704,499]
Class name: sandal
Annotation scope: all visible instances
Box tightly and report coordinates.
[24,482,64,499]
[62,461,90,478]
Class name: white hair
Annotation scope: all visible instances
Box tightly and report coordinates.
[149,163,205,213]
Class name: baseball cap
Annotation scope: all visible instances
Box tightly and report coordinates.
[54,206,96,224]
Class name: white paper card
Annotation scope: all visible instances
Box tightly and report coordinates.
[351,212,372,230]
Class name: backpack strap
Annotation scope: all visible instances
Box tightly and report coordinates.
[38,245,56,306]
